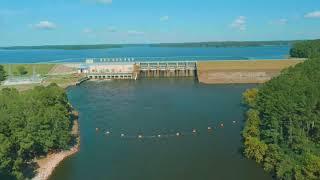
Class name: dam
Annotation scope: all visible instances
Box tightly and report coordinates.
[77,58,304,83]
[78,58,198,80]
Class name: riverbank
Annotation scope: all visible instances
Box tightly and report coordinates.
[33,111,80,180]
[197,59,305,84]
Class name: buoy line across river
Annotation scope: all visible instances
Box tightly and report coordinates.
[95,121,237,140]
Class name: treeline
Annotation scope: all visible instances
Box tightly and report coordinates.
[151,40,296,48]
[1,44,123,50]
[242,41,320,179]
[1,41,300,50]
[290,39,320,58]
[0,84,72,179]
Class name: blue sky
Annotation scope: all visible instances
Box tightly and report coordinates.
[0,0,320,46]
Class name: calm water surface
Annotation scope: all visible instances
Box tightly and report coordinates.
[0,45,290,63]
[50,79,271,180]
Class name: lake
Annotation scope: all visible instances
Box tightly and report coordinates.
[50,79,271,180]
[0,45,290,63]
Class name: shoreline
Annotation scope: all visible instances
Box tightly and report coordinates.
[32,111,80,180]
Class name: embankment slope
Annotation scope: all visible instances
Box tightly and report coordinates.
[197,59,304,84]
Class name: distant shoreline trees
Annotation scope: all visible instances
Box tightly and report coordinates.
[0,84,72,179]
[243,40,320,179]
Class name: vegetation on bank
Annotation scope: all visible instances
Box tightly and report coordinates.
[290,39,320,58]
[1,44,123,50]
[0,65,5,82]
[151,40,296,48]
[0,84,73,179]
[242,41,320,179]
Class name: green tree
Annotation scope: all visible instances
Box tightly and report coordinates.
[243,40,320,179]
[302,153,320,179]
[17,65,28,75]
[243,109,261,138]
[0,65,5,81]
[263,144,282,173]
[242,88,258,108]
[244,136,268,163]
[0,83,72,179]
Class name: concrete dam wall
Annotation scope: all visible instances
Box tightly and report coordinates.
[137,61,197,78]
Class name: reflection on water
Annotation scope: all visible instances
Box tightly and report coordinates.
[50,79,271,180]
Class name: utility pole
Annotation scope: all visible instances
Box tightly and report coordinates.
[33,65,36,80]
[8,64,12,81]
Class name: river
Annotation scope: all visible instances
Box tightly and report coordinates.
[50,79,271,180]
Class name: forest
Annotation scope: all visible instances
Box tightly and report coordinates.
[243,40,320,179]
[0,84,72,179]
[290,39,320,58]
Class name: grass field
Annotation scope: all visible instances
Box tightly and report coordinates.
[0,74,84,91]
[197,59,305,71]
[2,64,55,76]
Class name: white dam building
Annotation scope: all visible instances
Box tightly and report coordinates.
[78,58,197,80]
[78,58,137,79]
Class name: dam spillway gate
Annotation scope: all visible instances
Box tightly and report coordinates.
[138,61,197,78]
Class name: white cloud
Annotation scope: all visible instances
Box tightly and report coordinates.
[33,21,57,30]
[94,0,112,5]
[230,16,246,31]
[160,16,169,22]
[270,18,288,25]
[127,30,144,36]
[304,11,320,18]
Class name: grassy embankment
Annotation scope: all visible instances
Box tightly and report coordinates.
[197,59,305,84]
[197,59,304,71]
[0,64,83,91]
[3,64,55,76]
